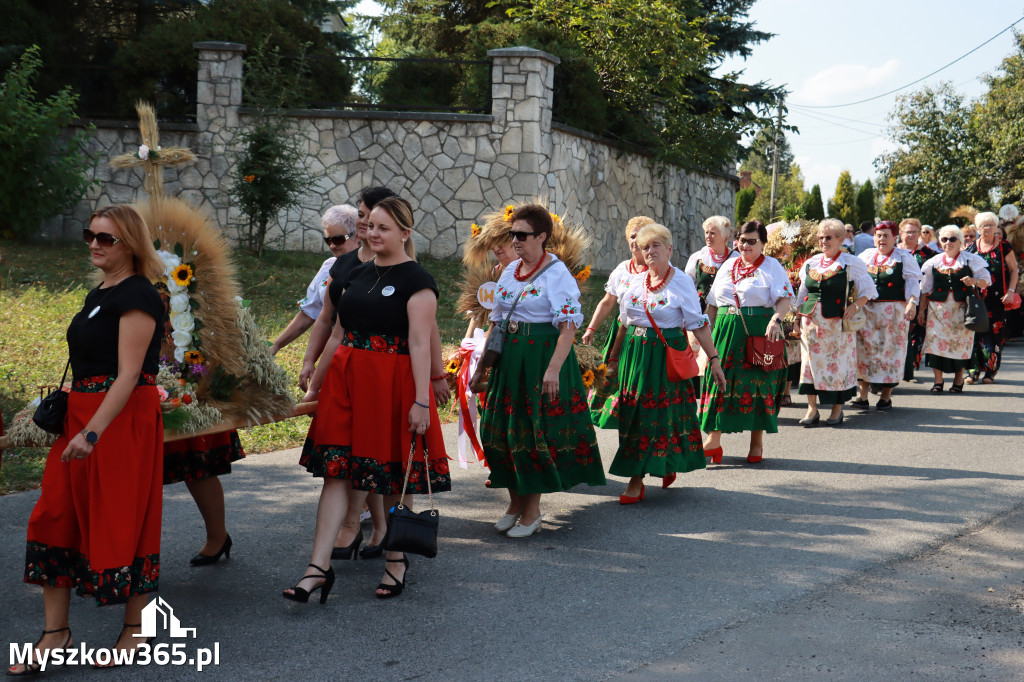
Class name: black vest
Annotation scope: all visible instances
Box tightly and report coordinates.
[799,265,848,319]
[929,265,972,302]
[868,255,906,302]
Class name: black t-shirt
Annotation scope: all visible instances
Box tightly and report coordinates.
[328,250,367,320]
[66,275,165,378]
[337,260,438,337]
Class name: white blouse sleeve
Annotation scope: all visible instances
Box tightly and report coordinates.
[966,252,993,285]
[845,253,878,300]
[604,260,628,296]
[796,259,811,305]
[900,249,923,301]
[764,256,796,305]
[920,258,936,295]
[546,262,585,329]
[684,250,700,282]
[674,269,710,329]
[297,258,335,320]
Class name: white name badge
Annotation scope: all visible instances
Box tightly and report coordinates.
[477,282,497,309]
[381,285,396,297]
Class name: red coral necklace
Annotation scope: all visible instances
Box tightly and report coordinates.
[709,247,729,265]
[646,268,671,292]
[819,252,840,269]
[871,249,892,267]
[941,252,958,268]
[627,260,648,275]
[514,254,546,281]
[731,254,764,283]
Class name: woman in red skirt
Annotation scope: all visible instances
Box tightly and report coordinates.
[286,196,450,602]
[10,205,166,674]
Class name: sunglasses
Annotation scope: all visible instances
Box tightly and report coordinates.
[817,235,835,242]
[83,229,122,247]
[737,237,759,246]
[509,230,539,241]
[324,234,350,246]
[940,236,959,243]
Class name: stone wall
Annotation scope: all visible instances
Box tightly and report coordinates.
[50,43,737,266]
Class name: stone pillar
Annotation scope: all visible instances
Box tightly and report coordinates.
[487,46,560,198]
[194,41,246,226]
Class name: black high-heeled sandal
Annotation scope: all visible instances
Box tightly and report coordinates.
[331,530,363,561]
[359,541,384,559]
[930,383,944,393]
[190,534,232,566]
[949,382,965,393]
[6,627,71,676]
[375,557,409,600]
[282,563,335,604]
[93,624,152,669]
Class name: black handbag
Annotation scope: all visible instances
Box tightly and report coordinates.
[32,360,71,435]
[964,288,989,333]
[383,435,439,558]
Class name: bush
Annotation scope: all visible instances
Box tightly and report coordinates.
[0,46,94,240]
[378,57,462,110]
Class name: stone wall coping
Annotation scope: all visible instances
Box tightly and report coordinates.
[486,46,561,65]
[193,41,247,52]
[238,106,493,123]
[68,119,199,132]
[551,121,740,187]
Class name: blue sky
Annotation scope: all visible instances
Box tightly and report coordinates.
[353,1,1023,206]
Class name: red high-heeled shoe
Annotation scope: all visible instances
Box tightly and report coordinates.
[661,472,677,489]
[703,446,723,464]
[746,449,763,464]
[619,483,645,505]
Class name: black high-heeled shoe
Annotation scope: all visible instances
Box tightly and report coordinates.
[331,530,363,561]
[375,557,409,599]
[359,541,385,559]
[6,627,72,676]
[282,563,335,604]
[190,534,232,566]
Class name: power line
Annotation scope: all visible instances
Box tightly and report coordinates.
[798,135,883,147]
[790,105,888,127]
[793,108,884,137]
[799,15,1024,109]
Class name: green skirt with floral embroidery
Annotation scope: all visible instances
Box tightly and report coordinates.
[480,324,606,494]
[610,326,706,478]
[589,316,621,428]
[699,309,785,433]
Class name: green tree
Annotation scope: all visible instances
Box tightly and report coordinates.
[801,184,825,221]
[735,187,756,227]
[744,164,807,224]
[971,32,1024,204]
[875,83,979,225]
[740,124,793,175]
[856,179,875,224]
[0,46,95,240]
[828,171,857,225]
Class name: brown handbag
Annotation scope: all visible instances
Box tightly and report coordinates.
[734,293,786,372]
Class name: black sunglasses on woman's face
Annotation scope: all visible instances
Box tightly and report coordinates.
[737,237,759,246]
[940,236,959,243]
[324,234,349,246]
[83,229,122,247]
[509,230,539,241]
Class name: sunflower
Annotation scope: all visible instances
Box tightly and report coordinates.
[184,350,205,365]
[503,204,515,222]
[471,223,481,237]
[445,357,461,374]
[171,263,194,287]
[550,212,562,225]
[581,369,595,388]
[574,264,592,283]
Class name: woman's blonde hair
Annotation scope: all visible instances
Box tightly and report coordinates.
[817,218,846,241]
[625,215,655,239]
[635,223,673,249]
[91,205,164,280]
[702,215,732,239]
[373,196,417,259]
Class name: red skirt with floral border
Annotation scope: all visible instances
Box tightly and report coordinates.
[24,384,163,606]
[163,431,245,485]
[298,332,450,495]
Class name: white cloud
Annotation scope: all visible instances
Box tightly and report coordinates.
[794,59,901,106]
[796,156,843,206]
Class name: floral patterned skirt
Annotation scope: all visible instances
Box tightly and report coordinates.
[798,307,858,404]
[610,326,705,478]
[699,310,785,433]
[299,332,451,495]
[163,431,244,485]
[24,386,163,606]
[479,325,605,494]
[924,298,973,372]
[856,301,910,388]
[589,316,621,428]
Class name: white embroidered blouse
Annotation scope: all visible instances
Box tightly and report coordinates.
[683,246,737,283]
[604,259,647,298]
[297,257,336,320]
[857,248,924,301]
[796,252,879,307]
[618,267,709,330]
[706,255,795,309]
[920,251,992,294]
[489,254,585,328]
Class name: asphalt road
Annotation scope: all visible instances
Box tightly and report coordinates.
[1,345,1022,680]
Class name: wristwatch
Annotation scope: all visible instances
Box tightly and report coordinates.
[82,430,99,445]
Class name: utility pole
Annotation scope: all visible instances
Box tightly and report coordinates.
[768,95,784,220]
